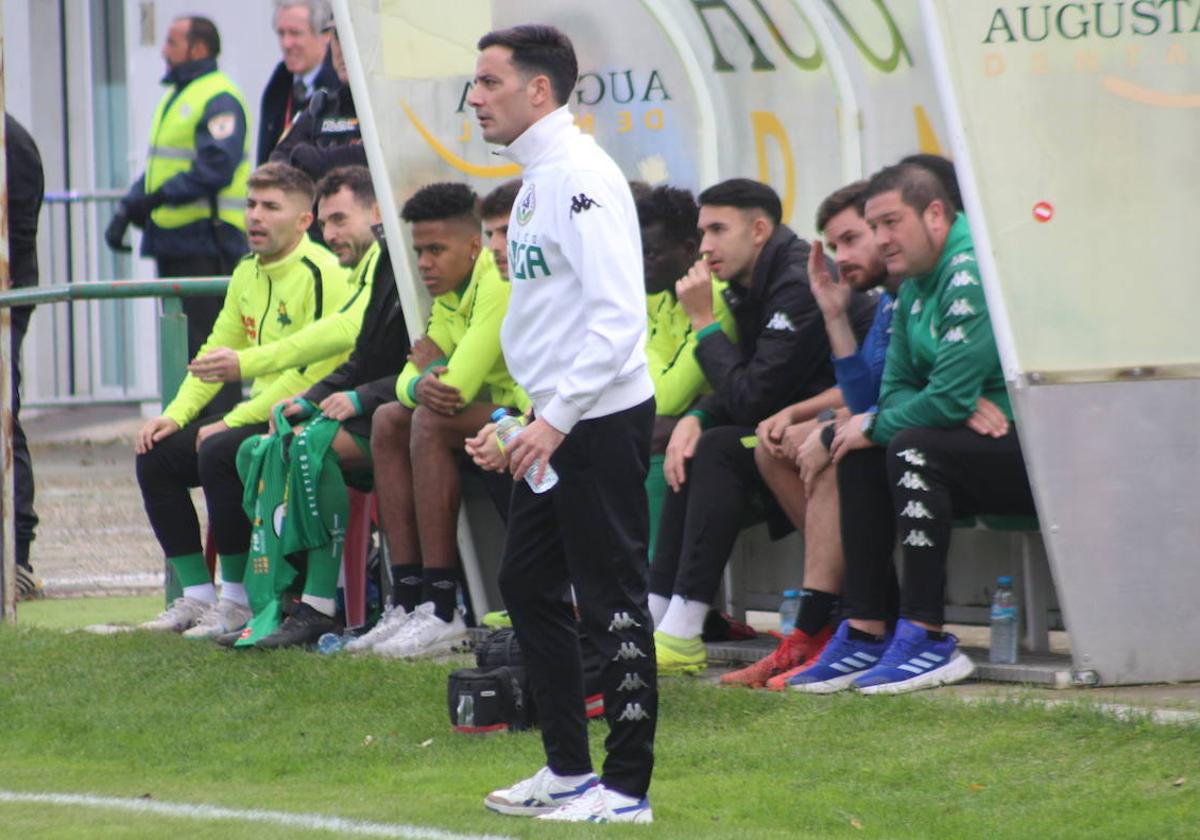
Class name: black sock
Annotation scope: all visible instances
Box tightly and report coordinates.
[925,629,948,642]
[848,626,885,643]
[422,568,459,623]
[796,589,841,636]
[391,563,423,612]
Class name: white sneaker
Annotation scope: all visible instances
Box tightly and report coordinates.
[181,599,252,639]
[373,602,467,659]
[536,783,653,824]
[483,766,599,817]
[343,605,410,653]
[139,596,213,633]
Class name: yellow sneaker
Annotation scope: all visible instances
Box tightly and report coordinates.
[654,629,707,674]
[481,610,512,629]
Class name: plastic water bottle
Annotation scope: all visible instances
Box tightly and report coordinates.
[456,693,475,728]
[317,632,351,655]
[779,589,801,636]
[491,408,559,493]
[989,575,1019,664]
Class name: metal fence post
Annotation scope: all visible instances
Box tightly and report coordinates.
[158,295,189,603]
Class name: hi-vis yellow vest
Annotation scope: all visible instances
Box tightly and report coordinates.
[145,70,250,231]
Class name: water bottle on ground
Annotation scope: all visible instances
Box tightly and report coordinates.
[317,632,353,655]
[491,408,559,493]
[779,589,801,636]
[989,575,1019,664]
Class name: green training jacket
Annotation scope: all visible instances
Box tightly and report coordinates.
[396,248,529,412]
[644,280,738,417]
[235,240,377,379]
[163,234,352,428]
[870,213,1011,446]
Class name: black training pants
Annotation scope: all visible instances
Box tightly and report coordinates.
[648,425,761,603]
[135,422,267,559]
[157,256,242,417]
[840,426,1036,626]
[498,399,657,799]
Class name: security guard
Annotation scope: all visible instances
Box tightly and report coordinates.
[106,15,249,415]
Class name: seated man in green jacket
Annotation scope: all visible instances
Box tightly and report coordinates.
[358,182,528,659]
[636,185,736,560]
[135,162,353,634]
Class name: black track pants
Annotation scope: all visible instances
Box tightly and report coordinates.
[498,399,657,799]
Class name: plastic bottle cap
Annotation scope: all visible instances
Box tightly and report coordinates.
[782,589,800,598]
[997,575,1013,586]
[491,408,508,422]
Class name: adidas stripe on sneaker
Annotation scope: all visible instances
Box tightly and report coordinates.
[852,618,976,695]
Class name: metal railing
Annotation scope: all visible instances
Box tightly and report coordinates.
[0,278,228,619]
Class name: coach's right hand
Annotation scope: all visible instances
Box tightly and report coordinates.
[136,416,180,454]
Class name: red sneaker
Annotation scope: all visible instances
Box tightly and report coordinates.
[766,633,832,691]
[719,625,833,689]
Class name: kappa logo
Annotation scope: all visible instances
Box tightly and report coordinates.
[943,326,968,344]
[765,310,797,332]
[897,471,930,491]
[900,500,934,519]
[949,270,979,288]
[949,253,975,267]
[613,641,649,661]
[947,298,976,317]
[902,529,936,548]
[608,611,642,632]
[569,193,602,215]
[516,185,535,225]
[616,702,652,722]
[898,448,926,466]
[911,298,923,315]
[617,672,650,692]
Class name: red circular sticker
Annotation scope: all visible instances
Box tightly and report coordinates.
[1033,201,1054,223]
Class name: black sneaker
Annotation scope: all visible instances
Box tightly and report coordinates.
[216,627,249,648]
[253,602,339,650]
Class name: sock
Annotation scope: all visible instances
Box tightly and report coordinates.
[644,454,667,561]
[549,768,596,784]
[391,563,423,612]
[301,594,337,617]
[648,592,670,627]
[848,625,885,643]
[795,588,841,636]
[218,553,249,606]
[656,594,709,639]
[422,568,459,622]
[926,629,948,641]
[169,553,215,600]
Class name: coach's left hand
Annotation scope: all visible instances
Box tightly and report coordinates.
[506,417,564,485]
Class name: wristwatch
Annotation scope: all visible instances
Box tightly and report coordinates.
[860,412,877,439]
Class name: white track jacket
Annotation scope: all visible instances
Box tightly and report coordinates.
[496,106,653,434]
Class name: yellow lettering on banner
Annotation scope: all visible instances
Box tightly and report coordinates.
[617,111,633,134]
[750,111,795,225]
[1166,44,1188,65]
[1075,51,1099,72]
[1126,46,1142,69]
[400,100,520,179]
[984,53,1005,76]
[1032,52,1049,75]
[913,106,943,155]
[645,109,664,130]
[575,113,595,134]
[458,120,471,143]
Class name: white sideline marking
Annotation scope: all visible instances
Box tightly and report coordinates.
[0,791,512,840]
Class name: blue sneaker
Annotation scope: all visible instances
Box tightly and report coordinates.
[852,618,975,695]
[788,620,890,694]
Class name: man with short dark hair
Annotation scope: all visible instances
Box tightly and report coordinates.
[133,162,351,636]
[803,162,1035,696]
[360,182,525,659]
[258,0,338,164]
[649,178,876,675]
[465,23,657,825]
[105,14,251,416]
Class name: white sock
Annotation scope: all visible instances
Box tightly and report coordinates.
[551,768,596,784]
[648,593,670,627]
[219,581,248,607]
[655,594,709,640]
[183,583,217,603]
[301,594,337,618]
